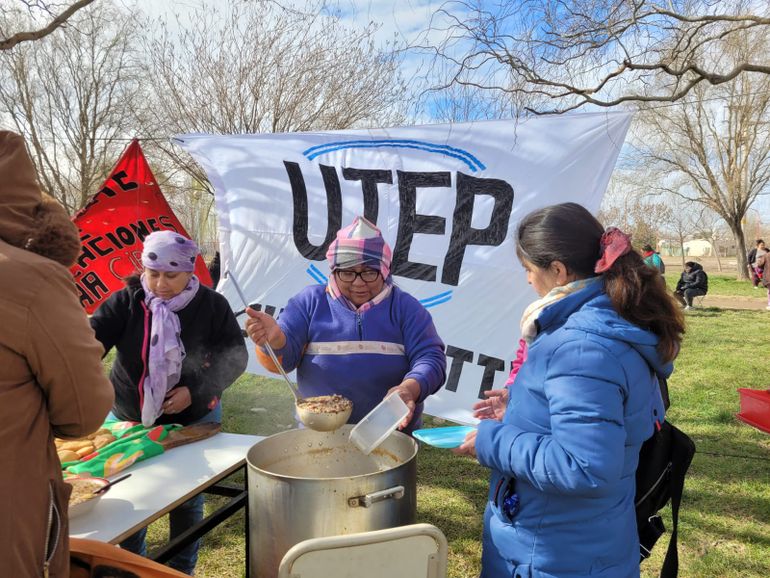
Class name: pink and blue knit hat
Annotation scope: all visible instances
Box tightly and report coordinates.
[325,216,392,278]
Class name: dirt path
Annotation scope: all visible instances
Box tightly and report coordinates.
[699,294,769,311]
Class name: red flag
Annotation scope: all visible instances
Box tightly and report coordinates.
[71,140,213,313]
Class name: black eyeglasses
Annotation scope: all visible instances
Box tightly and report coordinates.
[335,269,381,283]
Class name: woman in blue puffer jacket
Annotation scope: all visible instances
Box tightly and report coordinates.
[455,203,685,578]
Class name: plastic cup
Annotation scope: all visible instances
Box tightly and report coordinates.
[349,392,410,455]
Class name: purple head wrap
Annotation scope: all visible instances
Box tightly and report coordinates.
[141,230,199,272]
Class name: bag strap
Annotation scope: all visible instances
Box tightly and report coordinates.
[659,427,695,578]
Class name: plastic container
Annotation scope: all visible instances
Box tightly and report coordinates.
[736,388,770,434]
[350,392,410,455]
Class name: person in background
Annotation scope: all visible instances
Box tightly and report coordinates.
[674,261,709,310]
[90,230,248,575]
[245,216,446,432]
[642,243,665,275]
[207,250,221,287]
[747,239,766,289]
[0,131,114,578]
[454,202,684,578]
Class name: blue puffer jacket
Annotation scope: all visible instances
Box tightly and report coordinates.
[475,280,669,578]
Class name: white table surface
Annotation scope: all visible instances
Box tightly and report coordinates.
[70,432,263,543]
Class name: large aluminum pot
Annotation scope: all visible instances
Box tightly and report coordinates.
[247,424,418,578]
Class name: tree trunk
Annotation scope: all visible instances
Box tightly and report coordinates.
[730,220,750,280]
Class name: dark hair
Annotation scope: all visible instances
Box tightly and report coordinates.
[684,261,696,268]
[516,202,684,363]
[642,244,654,252]
[757,239,765,245]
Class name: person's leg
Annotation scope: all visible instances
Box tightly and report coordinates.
[165,403,222,574]
[167,493,205,575]
[673,291,686,307]
[119,527,148,557]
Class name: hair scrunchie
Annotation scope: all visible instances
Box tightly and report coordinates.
[594,227,632,273]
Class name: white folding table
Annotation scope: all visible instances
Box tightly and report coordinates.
[70,432,262,569]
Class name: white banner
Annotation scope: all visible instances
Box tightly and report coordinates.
[176,112,632,425]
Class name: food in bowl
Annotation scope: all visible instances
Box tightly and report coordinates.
[296,394,352,414]
[66,477,108,508]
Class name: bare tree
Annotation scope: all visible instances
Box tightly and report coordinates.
[422,0,770,114]
[136,0,409,194]
[692,205,731,271]
[635,47,770,279]
[0,0,96,50]
[599,171,672,249]
[658,194,708,268]
[0,2,142,212]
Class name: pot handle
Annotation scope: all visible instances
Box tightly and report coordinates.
[348,485,405,508]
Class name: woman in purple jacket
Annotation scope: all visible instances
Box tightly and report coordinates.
[245,216,446,432]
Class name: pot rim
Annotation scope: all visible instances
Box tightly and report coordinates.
[246,427,418,481]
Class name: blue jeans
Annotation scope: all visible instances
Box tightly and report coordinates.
[115,403,222,575]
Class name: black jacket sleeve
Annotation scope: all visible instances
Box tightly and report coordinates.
[191,292,248,406]
[89,289,131,357]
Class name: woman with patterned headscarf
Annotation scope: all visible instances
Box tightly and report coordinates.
[89,230,248,575]
[245,216,446,432]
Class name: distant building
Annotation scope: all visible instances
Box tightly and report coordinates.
[659,238,714,257]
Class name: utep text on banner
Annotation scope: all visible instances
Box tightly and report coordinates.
[70,140,212,314]
[176,112,633,424]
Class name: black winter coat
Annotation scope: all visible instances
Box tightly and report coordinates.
[675,263,708,293]
[90,277,248,425]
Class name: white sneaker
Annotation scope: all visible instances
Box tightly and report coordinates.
[765,306,770,311]
[684,305,692,310]
[754,286,759,289]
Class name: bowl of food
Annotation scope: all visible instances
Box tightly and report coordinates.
[66,476,110,518]
[296,394,353,432]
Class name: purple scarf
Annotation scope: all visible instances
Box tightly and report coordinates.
[140,274,200,426]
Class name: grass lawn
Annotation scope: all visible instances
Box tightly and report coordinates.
[665,272,762,298]
[139,308,770,578]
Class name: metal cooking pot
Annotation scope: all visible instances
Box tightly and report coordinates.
[246,425,418,578]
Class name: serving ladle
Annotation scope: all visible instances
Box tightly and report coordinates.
[225,270,352,432]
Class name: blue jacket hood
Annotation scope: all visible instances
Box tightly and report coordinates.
[537,278,673,380]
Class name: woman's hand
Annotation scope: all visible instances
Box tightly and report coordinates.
[387,378,421,429]
[452,429,477,457]
[472,388,509,421]
[245,307,286,349]
[163,386,192,415]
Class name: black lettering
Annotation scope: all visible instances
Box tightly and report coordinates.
[79,272,109,307]
[130,220,151,241]
[115,227,135,245]
[477,354,506,399]
[98,185,117,198]
[105,231,124,249]
[391,171,449,281]
[76,236,97,268]
[285,161,342,261]
[342,168,392,223]
[86,235,112,258]
[76,283,95,308]
[158,216,178,231]
[444,345,474,393]
[112,170,138,191]
[442,172,514,286]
